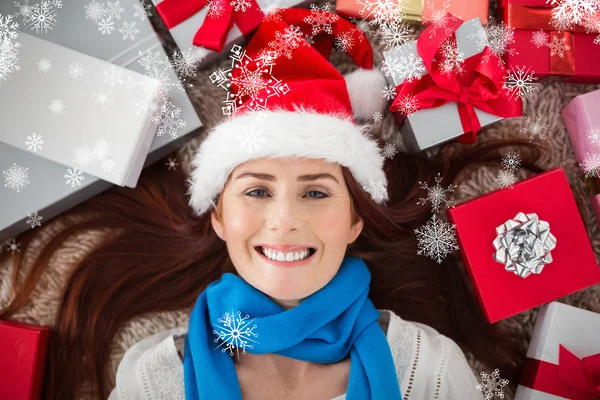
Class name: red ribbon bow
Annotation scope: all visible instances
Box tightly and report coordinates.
[521,345,600,399]
[389,15,523,144]
[156,0,265,52]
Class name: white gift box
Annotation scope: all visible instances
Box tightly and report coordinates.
[514,301,600,400]
[150,0,316,65]
[0,32,164,188]
[382,18,505,153]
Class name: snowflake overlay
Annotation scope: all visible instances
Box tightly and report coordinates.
[171,47,209,80]
[3,162,30,192]
[501,151,521,171]
[470,19,517,64]
[379,20,414,49]
[531,30,549,48]
[118,20,139,41]
[4,238,21,255]
[355,0,405,26]
[303,3,338,36]
[133,2,152,21]
[334,31,355,52]
[25,133,44,152]
[381,50,426,84]
[13,0,60,35]
[37,57,51,72]
[64,167,84,187]
[580,152,600,177]
[586,126,600,146]
[151,101,187,139]
[210,44,289,116]
[268,25,307,60]
[547,35,570,57]
[496,169,517,189]
[165,157,179,170]
[48,99,65,114]
[552,0,598,26]
[475,368,509,400]
[394,94,419,115]
[440,37,465,76]
[382,142,398,159]
[212,310,259,358]
[26,211,43,228]
[68,62,84,79]
[520,114,549,141]
[421,0,459,38]
[363,179,388,203]
[503,65,538,101]
[414,214,459,264]
[0,16,21,85]
[417,173,457,213]
[226,123,267,154]
[372,111,383,121]
[382,85,397,100]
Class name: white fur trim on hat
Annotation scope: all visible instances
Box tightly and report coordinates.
[344,67,388,121]
[186,108,389,217]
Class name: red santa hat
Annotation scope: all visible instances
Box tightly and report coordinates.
[187,8,390,217]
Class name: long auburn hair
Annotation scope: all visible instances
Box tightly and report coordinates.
[0,132,544,399]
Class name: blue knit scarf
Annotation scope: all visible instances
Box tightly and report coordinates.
[183,255,403,400]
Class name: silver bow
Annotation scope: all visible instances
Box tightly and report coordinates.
[492,212,557,278]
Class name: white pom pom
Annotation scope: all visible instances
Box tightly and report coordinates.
[344,67,389,121]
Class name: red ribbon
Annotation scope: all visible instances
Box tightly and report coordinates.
[389,15,523,144]
[520,345,600,400]
[155,0,265,52]
[504,2,599,75]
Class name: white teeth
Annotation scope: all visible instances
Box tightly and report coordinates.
[260,247,313,262]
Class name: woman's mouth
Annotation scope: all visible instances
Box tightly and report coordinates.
[254,246,317,268]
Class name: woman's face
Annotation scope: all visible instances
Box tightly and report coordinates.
[211,157,364,309]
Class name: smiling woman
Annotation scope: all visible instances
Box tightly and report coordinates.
[0,8,546,400]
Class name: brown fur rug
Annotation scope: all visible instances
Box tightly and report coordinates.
[1,0,600,398]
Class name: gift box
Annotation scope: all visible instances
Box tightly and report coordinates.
[384,17,522,153]
[336,0,488,25]
[501,0,600,83]
[0,0,203,243]
[0,320,50,400]
[514,301,600,400]
[447,168,600,323]
[150,0,317,65]
[562,87,600,229]
[0,31,164,188]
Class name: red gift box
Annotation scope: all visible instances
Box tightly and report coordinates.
[447,168,600,323]
[500,0,600,83]
[0,320,50,400]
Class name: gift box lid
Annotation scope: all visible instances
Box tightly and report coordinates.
[0,320,50,400]
[447,168,600,323]
[561,87,600,168]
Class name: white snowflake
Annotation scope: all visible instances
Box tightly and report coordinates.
[165,157,179,170]
[372,111,383,121]
[229,0,252,12]
[363,179,388,203]
[4,238,21,255]
[393,94,419,115]
[475,369,509,400]
[3,162,30,192]
[547,35,570,57]
[64,167,84,187]
[531,30,549,48]
[520,114,549,141]
[334,31,355,52]
[382,142,397,159]
[207,0,227,18]
[496,169,517,188]
[0,14,19,42]
[580,152,600,177]
[501,151,521,171]
[355,0,404,26]
[582,11,600,44]
[103,65,123,87]
[503,64,539,101]
[472,19,517,64]
[268,25,306,59]
[98,17,114,34]
[303,3,338,36]
[381,51,426,83]
[91,137,112,160]
[261,0,283,17]
[439,37,465,75]
[151,101,187,138]
[37,57,51,72]
[25,133,44,152]
[350,17,376,36]
[17,0,59,35]
[84,0,106,21]
[48,99,65,114]
[68,62,84,79]
[213,310,259,358]
[133,2,152,21]
[378,20,414,49]
[211,45,289,116]
[25,211,43,228]
[417,173,457,213]
[552,0,598,26]
[73,144,94,168]
[0,34,21,85]
[421,0,459,38]
[586,126,600,146]
[549,14,575,32]
[105,0,125,20]
[382,85,397,100]
[229,123,266,153]
[171,47,209,79]
[91,86,112,109]
[118,20,139,41]
[101,158,115,172]
[414,214,459,264]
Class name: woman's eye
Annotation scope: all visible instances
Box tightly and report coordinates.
[245,188,328,199]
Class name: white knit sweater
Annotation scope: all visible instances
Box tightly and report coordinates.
[108,309,485,400]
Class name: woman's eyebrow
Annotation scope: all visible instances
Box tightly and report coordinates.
[234,172,340,185]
